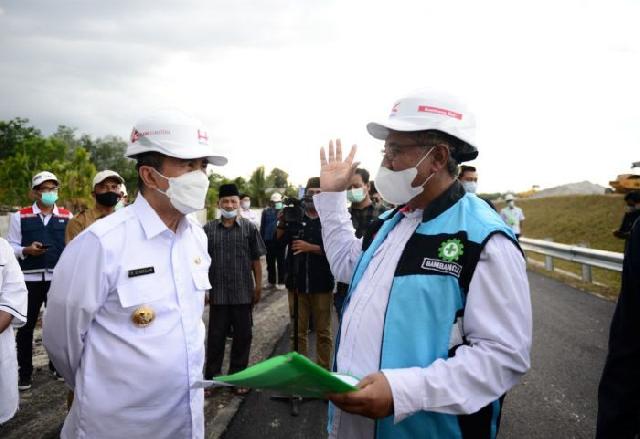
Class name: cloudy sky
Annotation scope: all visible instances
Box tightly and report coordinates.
[1,0,639,193]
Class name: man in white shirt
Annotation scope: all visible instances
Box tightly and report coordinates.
[500,193,525,239]
[0,237,28,424]
[315,90,532,438]
[43,110,227,439]
[239,193,259,226]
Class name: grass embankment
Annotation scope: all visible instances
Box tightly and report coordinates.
[493,194,627,299]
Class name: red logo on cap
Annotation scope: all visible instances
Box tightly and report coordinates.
[417,105,463,120]
[197,129,208,143]
[391,102,400,113]
[130,128,141,143]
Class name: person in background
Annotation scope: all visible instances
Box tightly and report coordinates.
[117,183,129,209]
[334,168,386,315]
[500,193,525,239]
[203,184,266,395]
[278,177,334,370]
[597,212,640,438]
[261,192,286,290]
[6,171,72,390]
[613,191,640,247]
[0,237,28,425]
[239,193,259,226]
[43,110,226,438]
[369,181,383,206]
[65,170,124,243]
[458,165,496,210]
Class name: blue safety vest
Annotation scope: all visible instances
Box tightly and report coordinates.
[330,181,522,439]
[18,206,71,274]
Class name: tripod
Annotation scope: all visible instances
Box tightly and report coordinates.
[270,229,316,416]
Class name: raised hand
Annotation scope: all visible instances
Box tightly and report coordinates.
[319,139,359,192]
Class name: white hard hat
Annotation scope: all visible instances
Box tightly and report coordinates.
[31,171,59,189]
[505,193,514,201]
[126,110,228,166]
[270,192,283,202]
[92,170,124,189]
[367,89,478,162]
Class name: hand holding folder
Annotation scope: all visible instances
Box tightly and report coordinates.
[194,352,359,399]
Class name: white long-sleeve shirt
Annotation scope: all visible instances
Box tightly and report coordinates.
[0,237,28,424]
[314,191,532,438]
[6,202,72,282]
[43,194,211,439]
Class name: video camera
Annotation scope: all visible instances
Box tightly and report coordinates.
[281,197,306,239]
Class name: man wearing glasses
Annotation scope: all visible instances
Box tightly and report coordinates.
[6,171,73,390]
[315,90,532,438]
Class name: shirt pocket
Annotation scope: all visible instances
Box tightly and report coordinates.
[115,275,176,336]
[192,269,211,292]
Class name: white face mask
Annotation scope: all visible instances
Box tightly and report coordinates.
[374,147,436,205]
[240,200,251,210]
[220,208,238,219]
[154,169,210,215]
[461,180,478,194]
[347,188,366,203]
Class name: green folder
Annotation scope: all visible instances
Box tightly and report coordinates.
[213,352,359,398]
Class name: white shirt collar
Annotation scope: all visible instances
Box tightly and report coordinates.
[131,194,191,240]
[31,202,59,216]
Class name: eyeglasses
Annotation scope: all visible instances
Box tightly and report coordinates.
[380,143,432,161]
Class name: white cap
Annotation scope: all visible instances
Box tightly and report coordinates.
[92,170,124,189]
[505,193,514,201]
[270,192,283,202]
[367,90,478,162]
[31,171,59,189]
[121,183,128,197]
[126,110,228,166]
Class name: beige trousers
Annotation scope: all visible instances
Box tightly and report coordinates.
[288,290,333,370]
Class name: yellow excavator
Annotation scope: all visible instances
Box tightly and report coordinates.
[610,161,640,193]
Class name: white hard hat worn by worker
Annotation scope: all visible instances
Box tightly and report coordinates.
[367,89,478,163]
[270,192,283,202]
[92,170,124,190]
[31,171,59,189]
[126,109,227,166]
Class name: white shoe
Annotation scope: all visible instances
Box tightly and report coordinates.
[276,284,286,290]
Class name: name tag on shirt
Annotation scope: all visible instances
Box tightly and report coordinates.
[128,267,155,278]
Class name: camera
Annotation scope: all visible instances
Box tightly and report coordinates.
[281,197,306,239]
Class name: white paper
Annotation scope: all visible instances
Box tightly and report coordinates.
[191,380,234,389]
[332,373,360,387]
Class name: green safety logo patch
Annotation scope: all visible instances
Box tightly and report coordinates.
[438,239,464,262]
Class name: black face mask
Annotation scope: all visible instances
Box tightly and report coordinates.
[95,191,120,207]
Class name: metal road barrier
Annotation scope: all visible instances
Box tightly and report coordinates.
[519,237,624,283]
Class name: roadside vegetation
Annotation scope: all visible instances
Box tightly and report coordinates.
[494,195,627,299]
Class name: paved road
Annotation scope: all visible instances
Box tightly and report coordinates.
[223,271,616,438]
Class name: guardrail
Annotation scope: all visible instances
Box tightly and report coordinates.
[519,237,624,283]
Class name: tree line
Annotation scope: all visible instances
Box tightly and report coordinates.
[0,118,298,217]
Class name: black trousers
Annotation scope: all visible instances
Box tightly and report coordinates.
[265,240,286,285]
[16,280,50,380]
[205,304,253,379]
